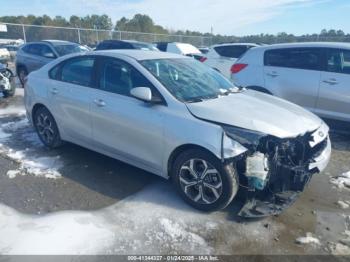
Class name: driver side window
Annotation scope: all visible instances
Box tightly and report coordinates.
[98,58,156,97]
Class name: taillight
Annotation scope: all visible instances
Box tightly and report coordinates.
[199,57,207,62]
[231,63,247,74]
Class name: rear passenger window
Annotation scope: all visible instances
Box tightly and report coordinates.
[264,48,321,71]
[61,57,94,86]
[214,45,249,58]
[326,49,350,75]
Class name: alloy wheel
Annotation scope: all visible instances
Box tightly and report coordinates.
[179,158,223,204]
[36,113,55,144]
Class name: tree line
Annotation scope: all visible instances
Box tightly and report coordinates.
[0,14,349,46]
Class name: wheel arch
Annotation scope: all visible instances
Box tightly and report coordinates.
[167,144,221,179]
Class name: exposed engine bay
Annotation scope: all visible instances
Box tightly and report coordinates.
[223,123,331,218]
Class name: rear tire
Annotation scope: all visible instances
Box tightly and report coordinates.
[33,107,63,148]
[172,149,239,212]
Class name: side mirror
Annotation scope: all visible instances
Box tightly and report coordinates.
[130,87,152,102]
[43,52,56,59]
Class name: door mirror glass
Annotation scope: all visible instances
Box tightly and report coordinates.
[43,52,56,59]
[130,87,152,102]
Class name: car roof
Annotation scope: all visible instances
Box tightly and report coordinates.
[211,43,260,48]
[99,39,152,45]
[91,49,187,60]
[256,42,350,50]
[24,40,78,46]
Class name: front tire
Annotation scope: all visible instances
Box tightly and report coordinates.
[33,107,63,148]
[172,149,239,211]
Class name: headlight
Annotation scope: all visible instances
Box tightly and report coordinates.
[222,125,267,150]
[222,133,248,158]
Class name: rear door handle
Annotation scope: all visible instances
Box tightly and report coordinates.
[322,78,338,85]
[94,99,106,107]
[266,71,279,77]
[51,87,58,94]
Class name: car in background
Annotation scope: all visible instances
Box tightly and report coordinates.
[154,42,205,61]
[203,43,260,78]
[15,40,89,87]
[25,50,330,217]
[0,48,10,63]
[232,42,350,123]
[3,45,19,60]
[95,40,159,51]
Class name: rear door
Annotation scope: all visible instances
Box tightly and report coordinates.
[48,56,96,144]
[316,48,350,121]
[263,48,322,112]
[90,56,165,174]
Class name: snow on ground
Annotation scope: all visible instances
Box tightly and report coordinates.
[0,182,283,255]
[330,171,350,190]
[296,233,320,245]
[0,105,26,117]
[0,113,63,179]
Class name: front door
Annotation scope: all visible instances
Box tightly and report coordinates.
[90,57,165,174]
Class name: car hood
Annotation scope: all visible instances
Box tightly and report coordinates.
[186,90,322,138]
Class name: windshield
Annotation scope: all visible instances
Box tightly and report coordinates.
[140,58,237,102]
[54,44,89,56]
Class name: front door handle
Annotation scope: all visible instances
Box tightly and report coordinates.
[266,71,279,77]
[322,78,338,85]
[94,99,106,107]
[51,87,58,94]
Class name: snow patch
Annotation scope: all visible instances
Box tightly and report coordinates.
[6,169,20,179]
[296,233,320,245]
[337,200,350,209]
[0,182,282,255]
[0,106,25,116]
[330,171,350,190]
[0,116,62,179]
[1,118,29,131]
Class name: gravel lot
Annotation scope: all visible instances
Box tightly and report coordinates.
[0,88,350,255]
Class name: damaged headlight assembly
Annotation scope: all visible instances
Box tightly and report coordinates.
[221,125,331,218]
[222,125,270,191]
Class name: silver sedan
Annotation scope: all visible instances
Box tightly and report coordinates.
[24,50,331,217]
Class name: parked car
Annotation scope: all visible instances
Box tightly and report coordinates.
[16,40,89,87]
[154,42,205,61]
[95,40,159,51]
[203,43,260,78]
[3,45,19,60]
[0,48,10,63]
[232,42,350,123]
[25,50,331,217]
[0,62,16,98]
[199,47,209,54]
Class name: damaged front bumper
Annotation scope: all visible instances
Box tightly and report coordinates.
[232,126,332,218]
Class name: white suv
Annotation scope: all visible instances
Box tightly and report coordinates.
[203,43,259,78]
[232,42,350,123]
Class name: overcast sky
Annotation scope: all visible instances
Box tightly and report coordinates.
[1,0,349,35]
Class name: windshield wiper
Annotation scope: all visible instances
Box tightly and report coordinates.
[185,97,204,103]
[185,94,219,103]
[220,87,242,96]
